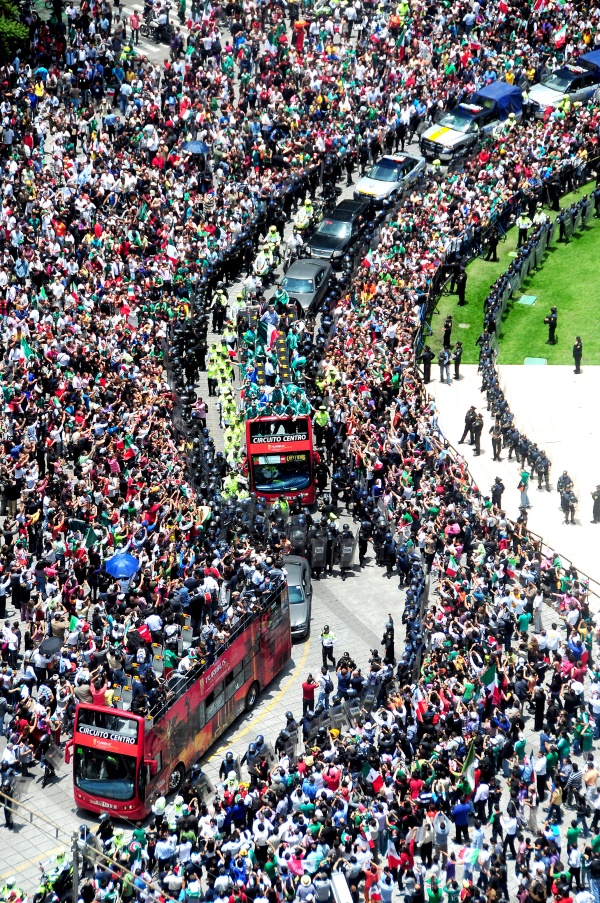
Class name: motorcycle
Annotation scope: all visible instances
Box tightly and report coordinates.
[282,231,306,269]
[33,853,73,903]
[253,245,275,285]
[293,200,322,235]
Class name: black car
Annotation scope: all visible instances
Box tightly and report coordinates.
[306,199,373,263]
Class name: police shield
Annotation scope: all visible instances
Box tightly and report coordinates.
[287,515,308,555]
[44,742,63,772]
[191,770,215,801]
[309,527,327,570]
[338,531,357,569]
[1,775,24,814]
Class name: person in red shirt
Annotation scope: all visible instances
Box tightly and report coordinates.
[91,676,109,706]
[301,674,317,716]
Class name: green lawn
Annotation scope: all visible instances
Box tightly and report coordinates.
[428,183,600,365]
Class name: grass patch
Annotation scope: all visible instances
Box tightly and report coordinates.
[428,183,597,364]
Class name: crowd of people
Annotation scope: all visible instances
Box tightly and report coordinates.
[2,0,600,900]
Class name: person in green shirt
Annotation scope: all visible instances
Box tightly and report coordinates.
[462,680,475,702]
[557,733,571,762]
[132,824,146,847]
[518,610,532,634]
[566,821,582,846]
[514,735,527,763]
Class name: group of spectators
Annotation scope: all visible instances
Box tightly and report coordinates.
[2,0,600,901]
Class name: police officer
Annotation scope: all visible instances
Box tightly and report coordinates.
[372,517,387,566]
[382,532,396,579]
[557,207,569,242]
[489,418,503,462]
[314,405,329,447]
[443,315,453,348]
[561,488,577,524]
[459,406,477,444]
[573,336,583,374]
[472,413,484,456]
[336,524,354,581]
[592,486,600,524]
[516,211,532,248]
[1,768,14,829]
[593,184,600,218]
[241,742,260,785]
[321,625,336,668]
[419,344,435,384]
[557,470,573,494]
[452,341,463,380]
[212,283,228,332]
[456,268,467,306]
[491,477,505,507]
[381,617,395,665]
[219,751,237,781]
[544,307,558,344]
[358,519,371,568]
[485,225,500,261]
[536,451,551,491]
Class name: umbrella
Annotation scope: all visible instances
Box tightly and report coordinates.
[39,636,63,657]
[182,140,211,155]
[105,552,140,579]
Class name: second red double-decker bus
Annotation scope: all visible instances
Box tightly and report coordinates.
[246,416,316,505]
[66,584,291,818]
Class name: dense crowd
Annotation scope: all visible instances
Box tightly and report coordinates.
[2,0,600,900]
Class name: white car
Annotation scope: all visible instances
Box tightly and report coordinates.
[529,64,600,117]
[354,153,425,205]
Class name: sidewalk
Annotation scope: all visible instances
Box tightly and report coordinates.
[429,363,600,587]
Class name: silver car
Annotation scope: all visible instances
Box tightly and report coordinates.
[281,259,333,312]
[285,554,312,639]
[354,153,426,204]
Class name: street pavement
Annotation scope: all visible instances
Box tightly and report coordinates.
[429,363,600,593]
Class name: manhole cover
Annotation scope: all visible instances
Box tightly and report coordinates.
[458,323,470,329]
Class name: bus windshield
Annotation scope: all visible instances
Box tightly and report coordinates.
[251,453,311,493]
[74,747,137,801]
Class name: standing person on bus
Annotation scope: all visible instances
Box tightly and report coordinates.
[321,626,336,669]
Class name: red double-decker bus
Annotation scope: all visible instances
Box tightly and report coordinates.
[65,585,291,819]
[246,416,317,505]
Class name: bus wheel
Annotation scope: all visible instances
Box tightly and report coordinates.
[169,764,185,793]
[245,682,260,711]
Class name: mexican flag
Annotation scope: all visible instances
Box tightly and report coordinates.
[553,24,567,47]
[386,839,402,870]
[481,663,501,705]
[257,320,280,352]
[85,527,100,549]
[21,337,34,359]
[166,242,179,265]
[446,555,458,578]
[498,0,508,12]
[361,762,384,793]
[69,615,80,632]
[412,685,428,721]
[506,557,517,579]
[462,741,477,793]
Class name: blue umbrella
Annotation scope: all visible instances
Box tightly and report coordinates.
[105,553,140,579]
[182,140,211,155]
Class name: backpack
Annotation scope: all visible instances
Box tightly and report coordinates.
[325,677,334,694]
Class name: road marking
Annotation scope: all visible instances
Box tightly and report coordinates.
[0,846,63,882]
[205,635,311,762]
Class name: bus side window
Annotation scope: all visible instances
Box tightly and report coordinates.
[243,655,254,683]
[205,682,226,720]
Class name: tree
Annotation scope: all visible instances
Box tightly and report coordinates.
[0,0,28,63]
